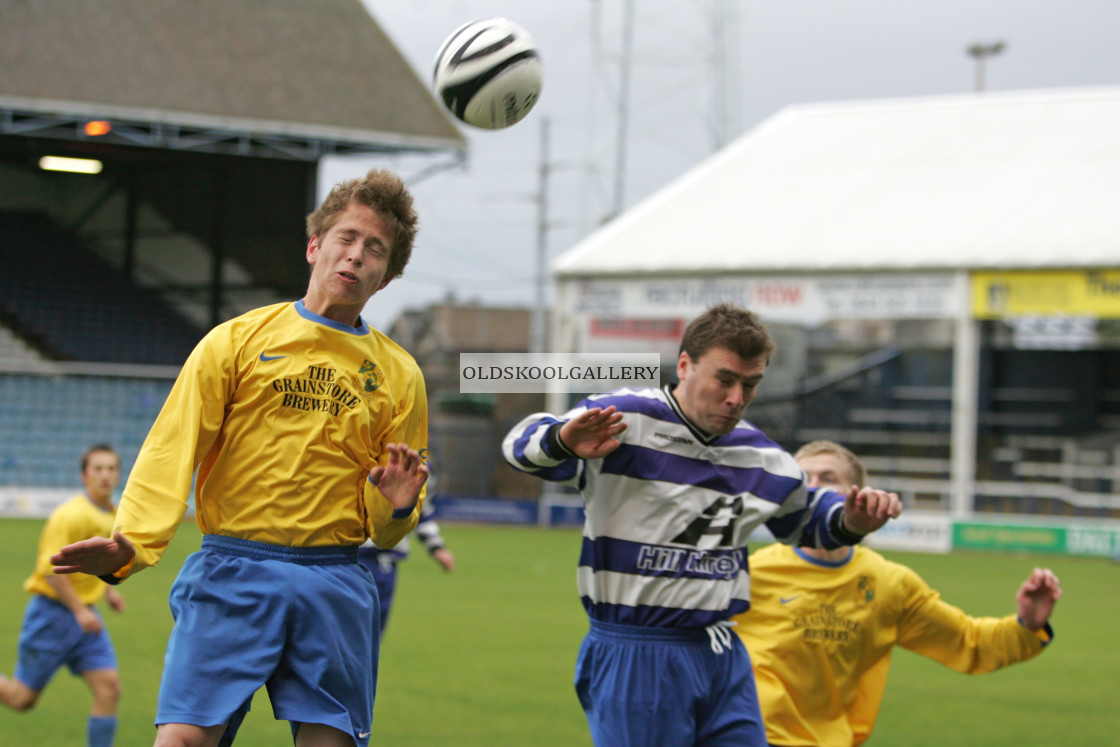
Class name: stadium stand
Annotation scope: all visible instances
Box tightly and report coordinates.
[0,324,41,364]
[0,1,468,491]
[0,373,172,488]
[746,344,1120,520]
[0,211,205,365]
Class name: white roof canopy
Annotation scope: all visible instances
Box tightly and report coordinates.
[554,87,1120,277]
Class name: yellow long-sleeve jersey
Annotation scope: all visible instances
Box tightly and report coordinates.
[25,494,115,605]
[736,544,1050,747]
[112,301,427,578]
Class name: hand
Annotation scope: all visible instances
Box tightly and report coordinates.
[106,588,126,613]
[558,406,627,459]
[368,443,429,509]
[74,606,103,635]
[433,548,456,572]
[51,531,135,577]
[841,486,903,535]
[1017,567,1061,630]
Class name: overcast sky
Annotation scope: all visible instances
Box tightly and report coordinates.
[318,0,1120,330]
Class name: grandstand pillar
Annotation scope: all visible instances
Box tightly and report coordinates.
[950,270,979,518]
[124,172,138,279]
[208,167,227,328]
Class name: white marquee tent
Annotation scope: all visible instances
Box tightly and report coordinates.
[549,86,1120,515]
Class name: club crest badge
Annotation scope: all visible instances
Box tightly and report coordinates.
[858,574,876,603]
[359,359,383,394]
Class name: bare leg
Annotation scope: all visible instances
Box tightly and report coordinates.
[294,722,357,747]
[82,668,121,716]
[0,673,39,712]
[152,722,228,747]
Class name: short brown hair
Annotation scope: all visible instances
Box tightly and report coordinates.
[306,168,419,281]
[679,303,776,364]
[793,440,867,487]
[80,443,119,473]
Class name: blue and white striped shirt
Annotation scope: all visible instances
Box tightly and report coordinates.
[502,385,850,629]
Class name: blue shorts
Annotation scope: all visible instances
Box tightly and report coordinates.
[14,594,117,691]
[356,547,397,636]
[157,535,379,745]
[574,619,766,747]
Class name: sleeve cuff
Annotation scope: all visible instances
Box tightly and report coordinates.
[1018,616,1055,646]
[98,551,136,585]
[544,423,578,460]
[391,503,417,520]
[829,508,865,545]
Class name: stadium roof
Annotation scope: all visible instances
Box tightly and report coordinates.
[553,86,1120,277]
[0,0,466,159]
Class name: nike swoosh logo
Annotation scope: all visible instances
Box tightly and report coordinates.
[779,595,801,604]
[259,353,286,362]
[358,732,372,739]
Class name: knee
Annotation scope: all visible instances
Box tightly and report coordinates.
[89,672,122,711]
[0,675,39,712]
[7,690,38,712]
[101,676,122,707]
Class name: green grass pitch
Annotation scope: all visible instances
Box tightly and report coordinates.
[0,518,1116,745]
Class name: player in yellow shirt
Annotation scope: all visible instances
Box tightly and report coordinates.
[737,440,1061,747]
[52,169,430,747]
[1,444,125,747]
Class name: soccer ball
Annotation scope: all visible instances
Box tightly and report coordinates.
[433,18,542,130]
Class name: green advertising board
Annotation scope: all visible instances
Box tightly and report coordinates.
[953,521,1120,557]
[1065,526,1120,557]
[953,522,1066,553]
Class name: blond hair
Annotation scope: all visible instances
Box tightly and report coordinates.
[793,440,867,487]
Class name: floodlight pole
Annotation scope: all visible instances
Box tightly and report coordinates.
[531,117,550,355]
[708,0,740,150]
[967,41,1006,93]
[610,0,635,219]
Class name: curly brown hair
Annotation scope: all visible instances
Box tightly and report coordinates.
[306,168,419,281]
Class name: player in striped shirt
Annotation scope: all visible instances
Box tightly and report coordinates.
[502,303,902,747]
[739,440,1060,747]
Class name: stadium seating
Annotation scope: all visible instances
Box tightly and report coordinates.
[0,211,204,365]
[0,373,172,488]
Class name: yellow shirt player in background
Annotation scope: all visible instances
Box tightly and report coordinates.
[1,443,125,747]
[737,440,1061,747]
[52,169,429,747]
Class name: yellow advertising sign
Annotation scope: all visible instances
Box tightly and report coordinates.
[973,270,1120,319]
